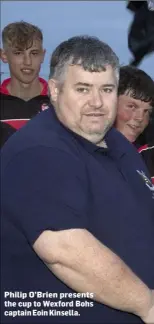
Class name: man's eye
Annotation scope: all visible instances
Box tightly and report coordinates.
[31,52,39,55]
[103,88,112,93]
[127,104,135,109]
[76,88,89,93]
[14,52,22,55]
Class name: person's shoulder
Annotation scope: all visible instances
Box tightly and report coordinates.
[138,140,154,153]
[0,92,17,102]
[0,78,11,95]
[138,141,154,164]
[106,127,138,154]
[39,77,48,96]
[1,108,82,169]
[148,140,154,149]
[138,144,148,153]
[138,141,154,183]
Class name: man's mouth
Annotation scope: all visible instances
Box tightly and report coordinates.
[85,113,104,117]
[21,69,33,74]
[128,124,140,131]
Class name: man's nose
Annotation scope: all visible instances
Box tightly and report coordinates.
[23,53,32,66]
[89,90,103,108]
[134,109,144,121]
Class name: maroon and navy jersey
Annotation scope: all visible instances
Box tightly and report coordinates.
[0,77,50,146]
[138,141,154,184]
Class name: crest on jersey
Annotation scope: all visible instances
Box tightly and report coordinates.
[41,103,49,111]
[136,170,154,198]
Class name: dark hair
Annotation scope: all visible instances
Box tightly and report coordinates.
[2,21,43,50]
[118,65,154,108]
[49,35,119,81]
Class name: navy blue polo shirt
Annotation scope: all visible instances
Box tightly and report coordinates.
[1,107,154,324]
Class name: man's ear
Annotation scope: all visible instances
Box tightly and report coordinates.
[41,48,46,63]
[48,79,59,102]
[0,49,8,63]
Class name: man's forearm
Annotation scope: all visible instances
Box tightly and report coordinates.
[34,229,152,320]
[48,249,151,320]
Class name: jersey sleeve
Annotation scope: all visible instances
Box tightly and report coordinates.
[2,147,89,244]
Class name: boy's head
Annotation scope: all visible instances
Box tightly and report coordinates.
[1,21,45,84]
[115,65,154,143]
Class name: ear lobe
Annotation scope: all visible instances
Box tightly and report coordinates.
[0,49,8,63]
[48,79,59,102]
[41,49,46,63]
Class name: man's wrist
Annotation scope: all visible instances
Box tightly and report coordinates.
[137,288,153,320]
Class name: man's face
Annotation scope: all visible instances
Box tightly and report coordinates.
[115,94,152,142]
[1,40,45,84]
[49,65,118,144]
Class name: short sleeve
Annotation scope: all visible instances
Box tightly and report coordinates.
[2,147,89,244]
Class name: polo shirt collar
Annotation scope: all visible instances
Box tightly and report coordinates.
[105,127,129,159]
[50,107,126,158]
[73,128,127,159]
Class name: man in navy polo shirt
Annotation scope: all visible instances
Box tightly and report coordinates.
[1,36,154,324]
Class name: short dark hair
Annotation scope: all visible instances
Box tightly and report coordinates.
[2,21,43,50]
[49,35,119,81]
[118,65,154,108]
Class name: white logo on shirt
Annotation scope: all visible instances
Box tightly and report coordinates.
[136,170,154,198]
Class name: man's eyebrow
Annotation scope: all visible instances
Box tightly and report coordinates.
[12,48,23,51]
[126,98,139,107]
[74,82,116,87]
[11,47,40,52]
[126,98,153,110]
[12,47,27,51]
[75,82,92,87]
[102,84,116,88]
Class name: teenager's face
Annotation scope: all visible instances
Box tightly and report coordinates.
[115,94,151,142]
[1,40,45,84]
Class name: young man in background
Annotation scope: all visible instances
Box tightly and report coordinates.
[0,21,50,146]
[115,65,154,146]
